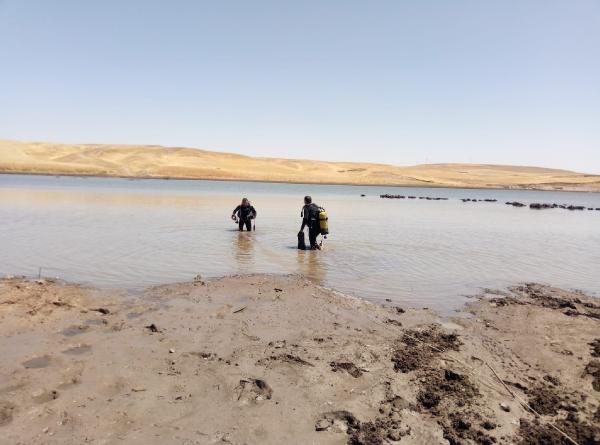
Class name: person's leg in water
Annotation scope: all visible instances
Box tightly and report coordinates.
[239,219,251,231]
[308,226,320,250]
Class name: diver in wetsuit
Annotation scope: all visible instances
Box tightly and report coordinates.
[300,195,321,250]
[232,198,257,231]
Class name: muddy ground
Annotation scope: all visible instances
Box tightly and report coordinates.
[0,275,599,444]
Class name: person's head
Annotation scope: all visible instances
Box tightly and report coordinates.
[241,198,249,206]
[304,195,312,205]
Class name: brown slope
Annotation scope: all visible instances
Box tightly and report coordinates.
[0,139,598,191]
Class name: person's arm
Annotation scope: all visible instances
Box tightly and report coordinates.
[232,205,241,218]
[250,206,257,218]
[300,206,307,230]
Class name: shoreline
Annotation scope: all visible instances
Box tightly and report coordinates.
[1,274,598,444]
[2,171,600,194]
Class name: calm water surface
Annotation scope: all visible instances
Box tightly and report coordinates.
[1,174,599,312]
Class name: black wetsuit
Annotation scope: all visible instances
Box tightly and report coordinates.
[233,204,256,231]
[301,203,321,249]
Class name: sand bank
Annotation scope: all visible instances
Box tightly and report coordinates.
[0,275,599,444]
[1,139,599,191]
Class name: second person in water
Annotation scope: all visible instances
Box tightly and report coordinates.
[300,195,324,250]
[232,198,257,231]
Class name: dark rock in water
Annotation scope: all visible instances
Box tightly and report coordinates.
[506,201,525,207]
[567,205,585,211]
[530,203,553,210]
[379,194,405,199]
[360,194,366,197]
[588,208,593,210]
[408,196,416,199]
[483,199,498,202]
[596,208,600,211]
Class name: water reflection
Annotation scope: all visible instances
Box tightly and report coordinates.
[296,250,327,285]
[234,231,255,270]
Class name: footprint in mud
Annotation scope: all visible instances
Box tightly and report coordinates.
[330,361,363,378]
[258,354,314,367]
[61,344,92,355]
[190,351,218,361]
[61,325,89,337]
[126,312,143,319]
[57,376,81,390]
[315,411,360,434]
[236,379,272,403]
[22,355,51,369]
[32,389,59,404]
[0,400,16,426]
[84,319,107,326]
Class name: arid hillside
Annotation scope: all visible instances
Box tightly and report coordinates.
[1,139,599,191]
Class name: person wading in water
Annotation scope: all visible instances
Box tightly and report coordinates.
[300,195,321,250]
[231,198,257,231]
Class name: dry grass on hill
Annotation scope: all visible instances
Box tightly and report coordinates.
[1,139,598,191]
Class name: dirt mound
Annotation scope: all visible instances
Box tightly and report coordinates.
[512,284,577,309]
[589,339,600,358]
[518,414,600,445]
[391,326,495,444]
[391,326,461,373]
[498,284,600,320]
[527,384,564,416]
[348,417,410,445]
[584,361,600,391]
[316,402,411,445]
[441,412,497,445]
[417,368,479,411]
[415,369,495,444]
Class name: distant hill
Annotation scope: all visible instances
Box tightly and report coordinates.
[1,139,599,191]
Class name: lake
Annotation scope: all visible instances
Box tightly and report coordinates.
[1,174,599,312]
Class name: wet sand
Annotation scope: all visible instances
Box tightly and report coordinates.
[1,275,599,444]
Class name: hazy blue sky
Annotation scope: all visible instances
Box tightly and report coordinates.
[1,1,599,172]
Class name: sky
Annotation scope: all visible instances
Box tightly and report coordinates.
[0,1,599,173]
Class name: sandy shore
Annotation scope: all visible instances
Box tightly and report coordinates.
[1,275,599,444]
[2,139,600,191]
